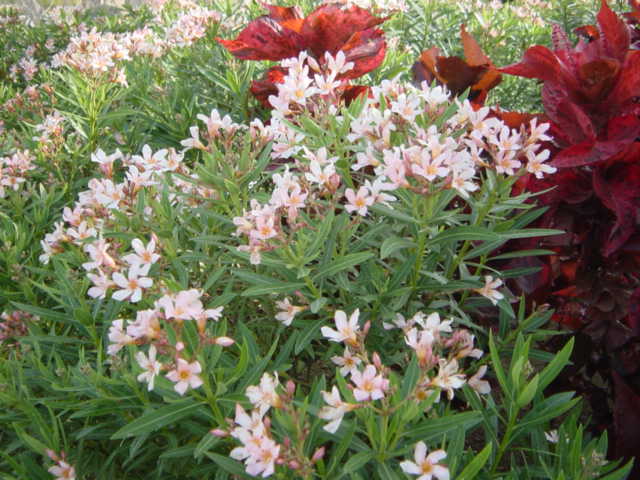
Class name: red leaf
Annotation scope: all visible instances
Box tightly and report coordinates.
[552,99,596,145]
[613,371,640,471]
[578,58,620,101]
[460,24,491,66]
[340,85,371,105]
[574,25,601,42]
[339,28,387,79]
[411,47,440,86]
[592,167,639,256]
[435,56,486,95]
[217,17,305,61]
[301,4,386,58]
[597,0,630,61]
[607,50,640,106]
[260,3,302,21]
[500,45,562,83]
[250,66,287,108]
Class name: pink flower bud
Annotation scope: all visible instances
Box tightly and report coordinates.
[363,320,371,336]
[210,428,228,437]
[311,446,325,463]
[286,380,296,396]
[288,460,301,470]
[372,352,382,369]
[283,437,290,448]
[46,449,58,461]
[175,341,185,352]
[214,336,235,347]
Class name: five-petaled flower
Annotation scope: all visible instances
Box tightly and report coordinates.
[321,309,361,347]
[400,441,449,480]
[166,358,203,395]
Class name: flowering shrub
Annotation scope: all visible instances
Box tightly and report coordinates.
[0,1,637,479]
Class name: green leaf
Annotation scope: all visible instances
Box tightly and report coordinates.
[404,412,482,442]
[241,282,305,297]
[341,451,375,476]
[537,337,574,392]
[430,226,500,246]
[380,236,416,260]
[312,252,374,281]
[294,320,321,355]
[205,452,253,478]
[489,332,510,396]
[457,443,492,480]
[516,374,540,408]
[111,400,202,439]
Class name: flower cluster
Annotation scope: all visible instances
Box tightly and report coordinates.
[218,372,325,478]
[0,150,36,198]
[38,144,215,305]
[50,7,219,83]
[0,310,37,348]
[318,309,490,434]
[32,110,66,153]
[107,288,228,395]
[230,62,554,265]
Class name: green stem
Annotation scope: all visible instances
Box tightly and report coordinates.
[491,406,518,476]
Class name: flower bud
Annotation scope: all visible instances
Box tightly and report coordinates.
[372,352,382,369]
[363,320,371,337]
[311,446,325,463]
[286,380,296,396]
[288,460,301,470]
[210,428,228,437]
[214,336,235,347]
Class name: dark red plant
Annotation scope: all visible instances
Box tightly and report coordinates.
[412,25,502,107]
[498,0,640,470]
[217,3,388,107]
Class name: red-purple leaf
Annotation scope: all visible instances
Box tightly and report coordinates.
[500,45,562,83]
[301,4,386,57]
[250,66,287,108]
[607,50,640,105]
[339,28,387,80]
[597,0,630,61]
[217,17,305,61]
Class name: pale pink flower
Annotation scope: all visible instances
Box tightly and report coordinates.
[351,365,389,402]
[344,187,375,216]
[318,386,356,433]
[246,372,282,415]
[321,309,360,347]
[405,328,435,366]
[112,264,153,303]
[48,460,76,480]
[331,348,361,376]
[156,289,203,320]
[525,148,556,178]
[87,271,114,299]
[468,365,491,395]
[431,359,466,400]
[123,238,160,267]
[166,358,203,395]
[136,345,162,391]
[400,441,449,480]
[274,298,305,326]
[475,275,504,305]
[107,319,133,355]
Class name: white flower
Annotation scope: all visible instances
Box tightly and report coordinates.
[544,430,559,444]
[48,460,76,480]
[475,275,504,305]
[331,348,361,376]
[166,358,203,395]
[111,264,153,303]
[351,364,389,402]
[107,319,133,355]
[400,441,449,480]
[136,345,162,391]
[321,309,360,347]
[246,372,282,415]
[156,289,203,320]
[122,238,160,267]
[274,298,305,326]
[468,365,491,394]
[431,359,466,400]
[318,386,356,433]
[344,187,375,216]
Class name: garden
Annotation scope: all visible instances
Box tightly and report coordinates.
[1,0,639,478]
